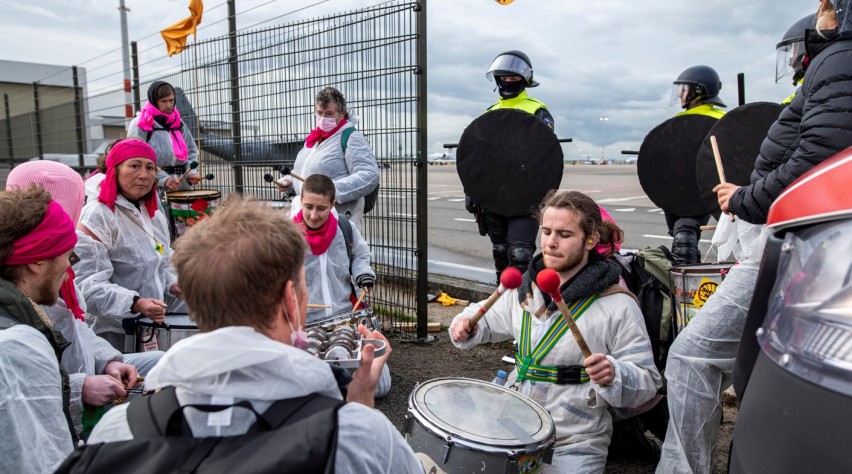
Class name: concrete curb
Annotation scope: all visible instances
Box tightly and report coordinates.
[427,273,492,304]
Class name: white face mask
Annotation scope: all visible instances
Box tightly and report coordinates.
[316,116,338,132]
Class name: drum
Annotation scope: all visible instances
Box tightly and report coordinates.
[306,308,378,331]
[134,314,199,352]
[670,263,733,334]
[404,377,555,474]
[165,189,221,238]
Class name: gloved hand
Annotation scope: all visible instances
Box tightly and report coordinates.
[464,193,481,215]
[356,274,375,289]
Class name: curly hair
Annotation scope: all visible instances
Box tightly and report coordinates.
[537,190,624,258]
[0,186,52,282]
[315,86,347,117]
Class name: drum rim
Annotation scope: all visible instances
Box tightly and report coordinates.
[670,262,735,274]
[408,377,555,449]
[136,314,197,329]
[166,189,222,201]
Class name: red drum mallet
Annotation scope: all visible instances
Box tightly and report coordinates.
[536,268,593,359]
[469,267,523,327]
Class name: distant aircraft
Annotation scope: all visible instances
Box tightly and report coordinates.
[427,152,455,165]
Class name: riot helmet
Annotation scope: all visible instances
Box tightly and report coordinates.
[776,14,815,85]
[486,50,540,98]
[670,65,726,109]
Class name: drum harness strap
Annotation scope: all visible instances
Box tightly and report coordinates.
[515,293,599,385]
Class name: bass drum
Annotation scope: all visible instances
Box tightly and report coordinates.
[404,377,555,473]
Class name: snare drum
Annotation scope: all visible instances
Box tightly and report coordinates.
[670,263,734,334]
[404,377,555,474]
[134,314,199,352]
[165,189,221,239]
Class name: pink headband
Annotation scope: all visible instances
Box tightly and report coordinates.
[4,201,77,266]
[98,140,159,218]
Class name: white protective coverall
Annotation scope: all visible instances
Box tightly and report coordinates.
[89,326,423,474]
[451,288,662,474]
[657,221,768,474]
[75,196,184,347]
[290,112,379,231]
[0,325,74,474]
[127,115,199,191]
[304,212,375,322]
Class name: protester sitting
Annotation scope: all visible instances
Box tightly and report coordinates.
[449,190,662,474]
[127,81,201,191]
[294,174,390,398]
[87,196,422,473]
[278,86,379,231]
[6,160,156,438]
[75,139,185,350]
[0,186,77,473]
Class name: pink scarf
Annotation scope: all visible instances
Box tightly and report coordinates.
[5,201,77,266]
[305,119,348,149]
[136,102,188,161]
[60,268,85,322]
[294,210,338,255]
[98,140,159,218]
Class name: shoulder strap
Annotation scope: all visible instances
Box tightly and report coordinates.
[341,127,355,153]
[128,386,184,437]
[145,130,153,143]
[600,284,640,306]
[337,217,355,272]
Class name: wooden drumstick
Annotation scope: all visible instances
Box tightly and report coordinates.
[700,225,717,231]
[536,269,592,359]
[352,290,368,312]
[307,303,331,309]
[279,165,305,183]
[710,135,735,222]
[469,267,523,327]
[175,161,199,184]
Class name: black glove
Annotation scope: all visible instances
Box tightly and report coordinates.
[356,274,375,289]
[464,193,481,215]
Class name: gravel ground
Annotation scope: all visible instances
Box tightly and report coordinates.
[375,301,736,474]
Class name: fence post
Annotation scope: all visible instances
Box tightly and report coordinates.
[131,41,141,113]
[415,0,430,340]
[227,0,244,193]
[4,94,13,168]
[72,66,86,170]
[32,82,44,161]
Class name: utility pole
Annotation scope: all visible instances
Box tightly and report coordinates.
[119,0,134,126]
[599,116,609,163]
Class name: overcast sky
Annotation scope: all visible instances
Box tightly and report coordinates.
[0,0,812,158]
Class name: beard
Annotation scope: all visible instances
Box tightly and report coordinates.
[31,277,61,305]
[543,245,587,273]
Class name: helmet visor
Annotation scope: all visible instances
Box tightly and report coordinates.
[486,54,533,83]
[776,41,804,83]
[669,83,693,107]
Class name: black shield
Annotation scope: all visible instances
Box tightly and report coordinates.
[457,108,563,217]
[638,115,718,216]
[696,102,785,217]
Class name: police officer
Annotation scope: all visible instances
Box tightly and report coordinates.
[777,14,816,104]
[666,65,727,263]
[466,50,555,280]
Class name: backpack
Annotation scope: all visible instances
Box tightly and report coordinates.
[616,246,679,371]
[341,127,379,214]
[56,387,344,474]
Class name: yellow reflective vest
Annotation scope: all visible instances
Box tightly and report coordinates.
[675,103,725,119]
[487,90,548,115]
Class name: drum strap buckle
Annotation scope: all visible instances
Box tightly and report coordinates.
[555,365,587,385]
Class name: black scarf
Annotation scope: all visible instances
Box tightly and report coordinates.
[518,252,621,311]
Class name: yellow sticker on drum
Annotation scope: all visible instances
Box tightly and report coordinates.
[692,278,719,309]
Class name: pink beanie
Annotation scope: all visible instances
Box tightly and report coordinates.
[6,160,85,225]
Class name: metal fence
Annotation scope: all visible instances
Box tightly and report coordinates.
[0,1,429,336]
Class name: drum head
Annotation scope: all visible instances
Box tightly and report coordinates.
[457,109,563,217]
[696,102,784,218]
[166,189,222,202]
[638,115,718,216]
[410,377,553,447]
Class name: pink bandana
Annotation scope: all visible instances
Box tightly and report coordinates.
[136,102,189,161]
[97,140,159,218]
[4,201,77,266]
[294,210,338,255]
[596,205,622,256]
[60,268,85,322]
[305,118,348,149]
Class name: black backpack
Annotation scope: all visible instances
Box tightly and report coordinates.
[341,127,379,214]
[56,387,344,474]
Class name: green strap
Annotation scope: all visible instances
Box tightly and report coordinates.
[341,127,355,153]
[516,293,599,383]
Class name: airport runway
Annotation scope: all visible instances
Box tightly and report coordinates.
[421,164,715,284]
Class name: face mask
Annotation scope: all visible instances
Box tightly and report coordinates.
[496,78,525,99]
[316,116,338,132]
[286,306,310,350]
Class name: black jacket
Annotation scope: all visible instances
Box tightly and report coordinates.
[729,31,852,223]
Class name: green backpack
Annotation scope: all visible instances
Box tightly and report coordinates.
[341,127,379,214]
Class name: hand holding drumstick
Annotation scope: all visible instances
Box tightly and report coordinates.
[709,136,739,219]
[450,267,522,343]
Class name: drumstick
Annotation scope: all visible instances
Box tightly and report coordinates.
[175,162,199,184]
[469,267,523,327]
[710,135,735,222]
[352,290,368,312]
[700,224,717,231]
[307,303,331,309]
[536,269,592,359]
[279,165,305,183]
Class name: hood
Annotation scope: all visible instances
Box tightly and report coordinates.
[837,0,852,39]
[145,326,343,401]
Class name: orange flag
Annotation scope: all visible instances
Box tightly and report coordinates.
[161,0,204,56]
